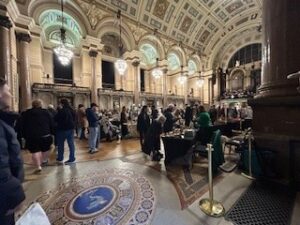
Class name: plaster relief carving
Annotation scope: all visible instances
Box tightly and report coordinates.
[75,0,104,29]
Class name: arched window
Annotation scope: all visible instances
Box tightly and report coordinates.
[231,70,244,90]
[167,53,180,71]
[188,60,197,76]
[228,43,262,68]
[139,43,158,65]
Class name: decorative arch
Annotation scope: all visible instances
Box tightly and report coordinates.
[139,43,158,65]
[38,10,83,47]
[97,17,135,52]
[207,24,261,70]
[138,34,165,60]
[167,45,187,66]
[223,42,262,69]
[28,0,89,36]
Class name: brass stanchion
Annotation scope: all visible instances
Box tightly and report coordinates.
[241,130,256,180]
[199,144,225,217]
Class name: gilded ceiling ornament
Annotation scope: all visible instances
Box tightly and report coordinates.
[129,24,146,42]
[75,0,103,29]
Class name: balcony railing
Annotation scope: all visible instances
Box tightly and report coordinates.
[32,83,90,93]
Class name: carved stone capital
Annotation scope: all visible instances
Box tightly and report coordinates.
[16,33,31,43]
[132,60,140,67]
[89,50,98,58]
[0,15,12,29]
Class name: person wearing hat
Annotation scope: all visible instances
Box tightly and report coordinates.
[86,103,100,154]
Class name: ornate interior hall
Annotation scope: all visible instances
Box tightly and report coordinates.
[0,0,299,224]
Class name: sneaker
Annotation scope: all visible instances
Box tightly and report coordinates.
[56,160,64,165]
[34,166,42,173]
[64,160,76,165]
[41,160,48,167]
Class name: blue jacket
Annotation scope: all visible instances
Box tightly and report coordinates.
[86,108,99,128]
[0,113,25,215]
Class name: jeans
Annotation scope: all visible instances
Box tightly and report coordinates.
[56,129,76,161]
[89,127,99,150]
[77,127,86,139]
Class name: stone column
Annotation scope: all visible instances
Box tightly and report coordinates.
[89,50,98,104]
[0,15,12,81]
[249,0,300,184]
[163,68,168,108]
[16,33,32,111]
[132,60,140,105]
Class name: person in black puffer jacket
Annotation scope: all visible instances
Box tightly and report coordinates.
[54,98,76,164]
[21,99,54,172]
[0,78,25,225]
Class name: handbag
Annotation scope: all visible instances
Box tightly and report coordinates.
[16,203,50,225]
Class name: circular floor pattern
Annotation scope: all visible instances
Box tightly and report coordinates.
[34,168,156,225]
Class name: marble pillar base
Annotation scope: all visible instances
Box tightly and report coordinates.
[249,96,300,187]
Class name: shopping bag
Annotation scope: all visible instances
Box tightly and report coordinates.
[16,203,50,225]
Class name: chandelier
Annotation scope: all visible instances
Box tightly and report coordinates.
[152,58,163,79]
[53,0,73,66]
[177,65,187,84]
[196,71,204,87]
[115,10,127,75]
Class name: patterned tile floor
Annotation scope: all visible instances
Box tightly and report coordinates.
[19,139,300,225]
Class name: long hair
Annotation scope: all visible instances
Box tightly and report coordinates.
[60,98,70,108]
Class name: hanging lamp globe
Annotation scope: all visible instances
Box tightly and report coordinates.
[152,67,163,79]
[115,58,128,75]
[54,43,74,66]
[177,75,187,84]
[196,78,205,87]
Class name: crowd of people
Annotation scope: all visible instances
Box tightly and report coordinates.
[0,76,254,224]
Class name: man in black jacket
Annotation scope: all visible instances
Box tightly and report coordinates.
[21,99,54,171]
[0,78,25,225]
[54,99,76,164]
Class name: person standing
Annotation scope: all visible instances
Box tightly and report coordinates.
[21,100,54,171]
[209,105,218,125]
[163,104,177,133]
[54,99,76,164]
[0,78,25,225]
[143,115,166,161]
[120,106,129,137]
[137,105,151,150]
[184,104,193,127]
[76,104,88,140]
[86,103,100,154]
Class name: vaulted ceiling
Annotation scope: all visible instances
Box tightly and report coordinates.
[15,0,262,68]
[71,0,262,54]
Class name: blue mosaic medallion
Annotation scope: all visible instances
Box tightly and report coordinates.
[68,185,117,219]
[34,168,156,225]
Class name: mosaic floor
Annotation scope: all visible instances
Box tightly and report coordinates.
[33,168,156,225]
[19,139,300,225]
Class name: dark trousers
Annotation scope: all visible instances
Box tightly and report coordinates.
[56,130,76,161]
[0,213,15,225]
[139,131,147,150]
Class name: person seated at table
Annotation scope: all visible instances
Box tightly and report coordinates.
[196,105,212,128]
[194,106,213,146]
[143,115,166,161]
[163,104,178,133]
[101,113,121,142]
